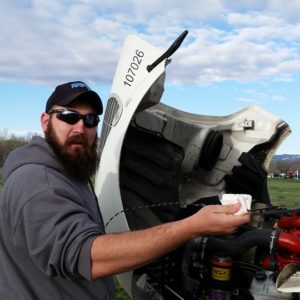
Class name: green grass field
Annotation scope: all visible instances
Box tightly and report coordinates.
[267,178,300,208]
[0,170,299,299]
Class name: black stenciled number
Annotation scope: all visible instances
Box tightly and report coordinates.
[124,50,144,87]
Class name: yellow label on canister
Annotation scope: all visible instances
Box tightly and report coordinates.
[211,266,231,281]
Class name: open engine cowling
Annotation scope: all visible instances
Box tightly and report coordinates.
[94,31,298,299]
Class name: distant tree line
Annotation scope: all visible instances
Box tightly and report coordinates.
[269,159,300,177]
[0,130,38,167]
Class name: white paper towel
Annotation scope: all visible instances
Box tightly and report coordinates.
[221,194,252,215]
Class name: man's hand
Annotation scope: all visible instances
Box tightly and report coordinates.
[186,203,250,237]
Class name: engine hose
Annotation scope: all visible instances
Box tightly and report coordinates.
[206,229,279,257]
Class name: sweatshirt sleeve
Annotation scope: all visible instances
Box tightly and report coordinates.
[12,189,103,281]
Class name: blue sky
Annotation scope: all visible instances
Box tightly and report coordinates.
[1,0,300,154]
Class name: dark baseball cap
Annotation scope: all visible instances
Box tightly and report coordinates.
[45,81,103,115]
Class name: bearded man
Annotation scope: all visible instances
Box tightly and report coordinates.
[0,81,249,300]
[0,81,116,299]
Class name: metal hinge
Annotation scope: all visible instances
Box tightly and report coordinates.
[237,119,254,129]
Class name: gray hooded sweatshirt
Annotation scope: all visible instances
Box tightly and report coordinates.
[0,136,115,299]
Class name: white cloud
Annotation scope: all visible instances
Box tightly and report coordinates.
[236,88,286,106]
[1,0,300,86]
[272,95,284,102]
[238,97,261,104]
[227,12,283,27]
[267,0,300,22]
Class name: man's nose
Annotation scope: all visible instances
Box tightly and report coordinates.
[72,119,86,133]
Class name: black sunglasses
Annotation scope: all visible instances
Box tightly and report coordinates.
[48,109,100,128]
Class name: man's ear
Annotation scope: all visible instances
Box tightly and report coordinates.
[41,112,49,134]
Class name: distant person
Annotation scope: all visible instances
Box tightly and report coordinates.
[0,81,250,299]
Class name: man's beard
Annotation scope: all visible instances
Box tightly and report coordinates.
[45,122,99,180]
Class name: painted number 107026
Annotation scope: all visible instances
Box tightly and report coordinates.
[123,49,144,87]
